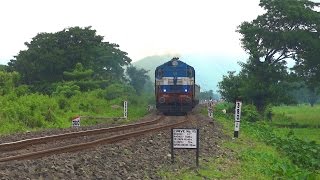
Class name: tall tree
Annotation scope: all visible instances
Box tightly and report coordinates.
[126,66,150,95]
[240,58,293,111]
[233,0,320,111]
[63,63,94,81]
[218,62,294,113]
[8,26,131,88]
[218,71,242,103]
[292,36,320,106]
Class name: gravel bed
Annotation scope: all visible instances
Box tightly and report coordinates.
[0,111,227,180]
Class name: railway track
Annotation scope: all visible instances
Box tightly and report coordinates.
[0,115,189,163]
[0,115,164,152]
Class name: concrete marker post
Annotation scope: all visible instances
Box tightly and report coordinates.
[123,101,128,119]
[207,100,214,118]
[234,99,242,138]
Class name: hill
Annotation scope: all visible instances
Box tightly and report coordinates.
[133,54,245,92]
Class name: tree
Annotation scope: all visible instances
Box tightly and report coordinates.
[233,0,320,111]
[218,71,242,103]
[240,58,294,111]
[8,26,131,90]
[198,90,219,101]
[238,0,319,62]
[62,62,105,91]
[0,65,7,71]
[126,66,150,95]
[292,38,320,106]
[219,62,295,113]
[63,63,94,81]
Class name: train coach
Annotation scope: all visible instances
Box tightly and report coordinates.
[155,57,200,115]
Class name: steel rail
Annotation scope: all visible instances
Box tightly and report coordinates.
[0,116,164,152]
[0,117,188,163]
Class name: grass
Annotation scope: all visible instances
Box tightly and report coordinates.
[160,116,317,179]
[272,104,320,144]
[215,117,317,179]
[158,105,320,179]
[272,104,320,128]
[0,119,27,135]
[0,97,150,136]
[274,128,320,144]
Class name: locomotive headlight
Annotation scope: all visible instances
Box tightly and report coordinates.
[163,89,167,92]
[172,60,178,66]
[184,89,188,92]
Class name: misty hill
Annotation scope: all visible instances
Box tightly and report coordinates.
[133,54,245,92]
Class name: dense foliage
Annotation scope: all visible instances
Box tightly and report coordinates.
[8,26,131,92]
[198,90,220,100]
[250,123,320,172]
[219,0,320,112]
[0,26,152,135]
[126,66,151,95]
[0,82,151,134]
[213,103,320,178]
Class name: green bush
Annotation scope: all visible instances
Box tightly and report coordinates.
[0,71,20,96]
[57,98,70,110]
[15,85,30,96]
[99,83,135,100]
[53,84,81,98]
[242,104,261,122]
[246,122,320,171]
[264,104,273,121]
[0,119,26,135]
[0,93,59,128]
[214,102,234,118]
[0,82,151,135]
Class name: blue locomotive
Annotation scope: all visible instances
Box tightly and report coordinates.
[155,57,200,115]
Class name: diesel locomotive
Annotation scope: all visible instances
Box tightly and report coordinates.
[155,57,199,115]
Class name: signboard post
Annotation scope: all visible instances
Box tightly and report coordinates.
[171,128,199,167]
[207,100,214,118]
[208,107,213,118]
[72,116,81,127]
[234,99,242,138]
[123,101,128,119]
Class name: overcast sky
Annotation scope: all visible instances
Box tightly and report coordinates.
[1,0,319,65]
[0,0,267,64]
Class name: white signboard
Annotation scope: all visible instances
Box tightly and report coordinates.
[173,129,197,149]
[72,117,81,127]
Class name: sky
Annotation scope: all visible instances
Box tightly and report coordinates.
[0,0,268,65]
